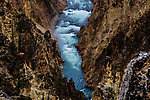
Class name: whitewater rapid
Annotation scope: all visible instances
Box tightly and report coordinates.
[54,0,93,99]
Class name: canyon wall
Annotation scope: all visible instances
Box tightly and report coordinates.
[9,0,67,33]
[77,0,150,99]
[0,0,86,99]
[1,0,150,99]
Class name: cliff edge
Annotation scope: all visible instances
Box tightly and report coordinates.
[0,0,86,99]
[77,0,150,99]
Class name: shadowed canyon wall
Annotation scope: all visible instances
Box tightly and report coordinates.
[0,0,86,99]
[77,0,150,99]
[8,0,67,33]
[1,0,150,99]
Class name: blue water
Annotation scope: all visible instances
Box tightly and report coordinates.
[54,0,93,99]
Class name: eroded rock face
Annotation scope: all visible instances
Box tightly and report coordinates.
[0,0,86,99]
[9,0,67,33]
[92,52,150,100]
[77,0,150,99]
[119,52,150,100]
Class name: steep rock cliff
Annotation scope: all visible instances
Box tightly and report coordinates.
[77,0,150,99]
[8,0,67,33]
[0,0,86,99]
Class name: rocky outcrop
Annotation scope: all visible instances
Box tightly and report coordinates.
[1,0,67,34]
[0,0,86,99]
[119,52,149,100]
[77,0,150,99]
[91,52,150,100]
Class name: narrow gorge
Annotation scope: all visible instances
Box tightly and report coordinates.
[54,0,93,99]
[0,0,150,100]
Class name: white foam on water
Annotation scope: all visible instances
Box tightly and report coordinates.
[54,0,93,99]
[63,10,91,26]
[67,0,93,11]
[55,25,80,34]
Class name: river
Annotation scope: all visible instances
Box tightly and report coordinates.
[54,0,93,99]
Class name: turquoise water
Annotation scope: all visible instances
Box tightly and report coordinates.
[54,0,93,99]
